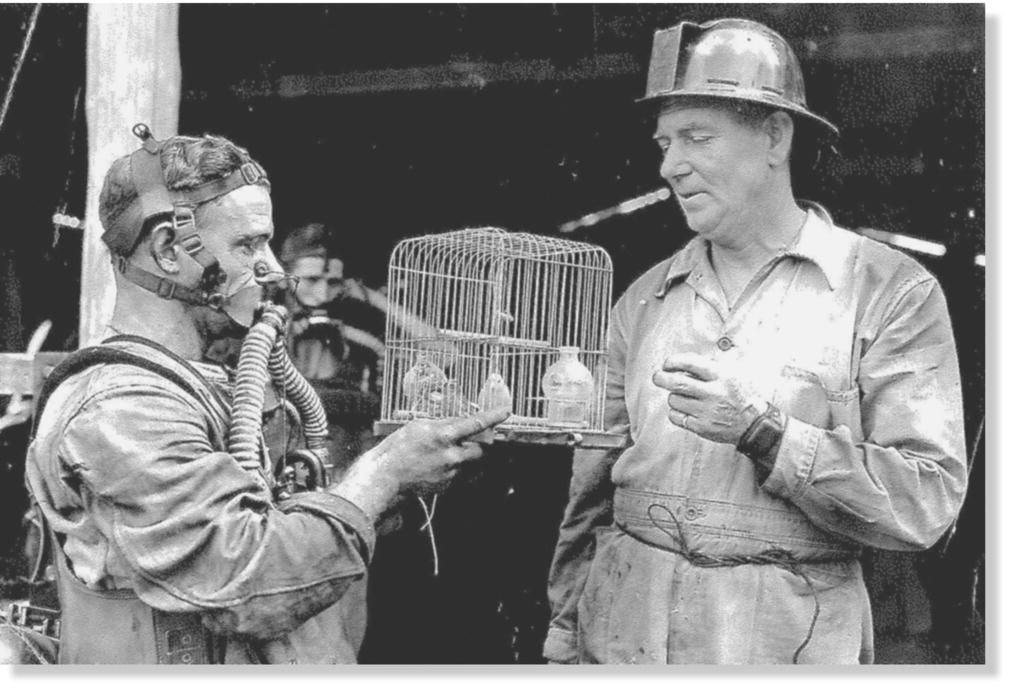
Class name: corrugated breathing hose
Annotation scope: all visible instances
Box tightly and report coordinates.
[228,303,331,490]
[267,338,329,450]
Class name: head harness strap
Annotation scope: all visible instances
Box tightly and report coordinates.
[117,123,269,307]
[128,124,177,228]
[114,255,211,307]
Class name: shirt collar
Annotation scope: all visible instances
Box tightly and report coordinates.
[780,203,849,291]
[654,203,847,298]
[654,235,709,298]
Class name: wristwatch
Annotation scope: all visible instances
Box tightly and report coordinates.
[736,402,785,481]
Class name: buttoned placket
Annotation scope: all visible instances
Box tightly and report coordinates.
[681,253,784,361]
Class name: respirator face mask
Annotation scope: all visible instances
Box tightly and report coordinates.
[218,261,289,329]
[106,124,289,330]
[288,256,346,313]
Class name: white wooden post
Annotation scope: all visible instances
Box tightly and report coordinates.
[81,3,181,346]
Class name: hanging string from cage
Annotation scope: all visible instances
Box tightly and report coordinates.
[0,4,43,136]
[646,502,821,664]
[418,494,440,576]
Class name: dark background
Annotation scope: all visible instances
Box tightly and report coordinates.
[0,3,985,664]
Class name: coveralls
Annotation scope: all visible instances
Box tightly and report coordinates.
[543,208,967,664]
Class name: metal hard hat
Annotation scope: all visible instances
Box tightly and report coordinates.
[639,18,838,138]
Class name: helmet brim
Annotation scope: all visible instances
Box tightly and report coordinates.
[636,91,839,140]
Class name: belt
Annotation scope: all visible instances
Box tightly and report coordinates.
[613,487,860,562]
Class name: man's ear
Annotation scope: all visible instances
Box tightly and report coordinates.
[764,111,795,167]
[149,221,181,274]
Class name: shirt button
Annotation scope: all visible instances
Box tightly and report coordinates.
[717,336,734,351]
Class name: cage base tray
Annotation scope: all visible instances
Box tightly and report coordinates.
[373,420,626,449]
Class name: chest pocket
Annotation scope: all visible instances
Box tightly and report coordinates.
[773,364,862,440]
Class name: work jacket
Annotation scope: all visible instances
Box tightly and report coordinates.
[25,337,373,663]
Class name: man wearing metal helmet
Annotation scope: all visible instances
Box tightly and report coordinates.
[544,18,966,664]
[24,129,507,663]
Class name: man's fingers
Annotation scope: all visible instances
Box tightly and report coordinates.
[661,354,718,381]
[442,408,510,441]
[652,370,706,398]
[667,393,705,417]
[455,441,484,463]
[667,409,696,433]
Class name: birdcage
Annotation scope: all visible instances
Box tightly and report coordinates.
[375,227,624,448]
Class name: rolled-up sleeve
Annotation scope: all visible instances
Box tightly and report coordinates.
[763,277,968,550]
[59,382,376,641]
[543,302,631,663]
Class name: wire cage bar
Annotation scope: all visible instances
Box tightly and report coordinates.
[375,227,623,448]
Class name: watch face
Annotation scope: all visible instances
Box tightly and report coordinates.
[738,404,785,465]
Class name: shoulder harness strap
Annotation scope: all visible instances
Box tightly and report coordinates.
[29,339,222,663]
[32,345,205,439]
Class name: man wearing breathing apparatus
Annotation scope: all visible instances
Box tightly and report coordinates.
[24,127,507,664]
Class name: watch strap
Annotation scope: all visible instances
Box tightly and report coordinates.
[736,403,785,481]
